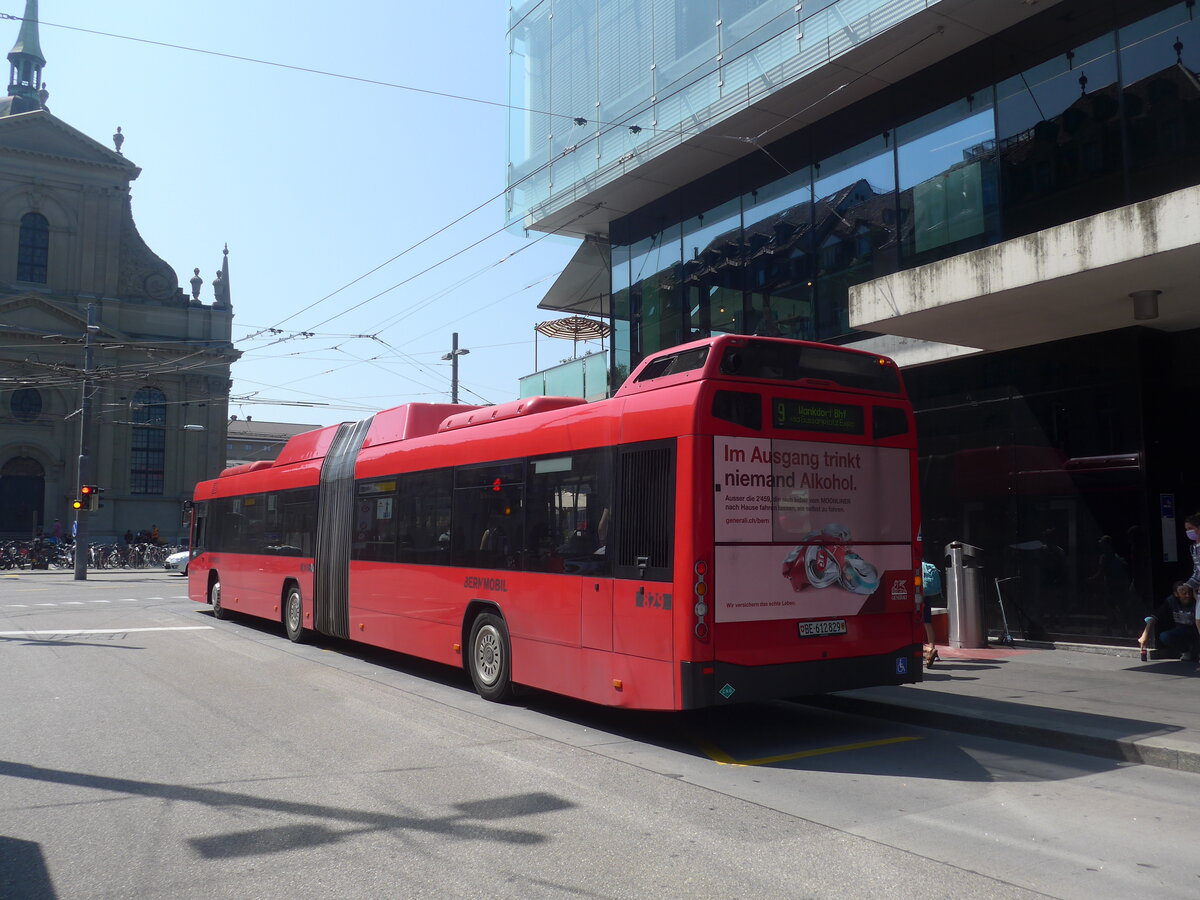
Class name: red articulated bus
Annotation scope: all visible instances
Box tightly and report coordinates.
[189,335,923,710]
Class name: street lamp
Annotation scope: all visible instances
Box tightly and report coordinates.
[441,332,470,403]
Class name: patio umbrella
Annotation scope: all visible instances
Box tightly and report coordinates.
[534,316,611,364]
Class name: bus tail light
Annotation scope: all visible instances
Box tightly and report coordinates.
[693,559,709,639]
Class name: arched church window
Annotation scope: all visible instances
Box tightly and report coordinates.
[131,387,167,495]
[10,387,42,422]
[17,212,49,283]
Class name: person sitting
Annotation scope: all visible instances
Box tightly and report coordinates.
[1137,582,1199,664]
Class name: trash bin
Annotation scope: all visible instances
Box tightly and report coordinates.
[944,541,985,648]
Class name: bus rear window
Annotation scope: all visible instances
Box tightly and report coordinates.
[873,405,909,439]
[712,390,762,430]
[636,346,710,382]
[720,341,901,393]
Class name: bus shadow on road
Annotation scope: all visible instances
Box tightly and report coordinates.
[201,607,479,694]
[511,691,1128,787]
[198,611,1127,786]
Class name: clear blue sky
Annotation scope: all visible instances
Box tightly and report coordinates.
[23,1,580,427]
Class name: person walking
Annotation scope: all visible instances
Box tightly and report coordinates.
[921,561,943,667]
[1184,513,1200,646]
[1184,514,1200,593]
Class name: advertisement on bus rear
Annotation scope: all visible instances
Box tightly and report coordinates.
[713,435,913,623]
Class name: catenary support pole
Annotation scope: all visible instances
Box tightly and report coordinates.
[73,304,97,581]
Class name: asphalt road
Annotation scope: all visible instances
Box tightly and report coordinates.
[2,572,1198,899]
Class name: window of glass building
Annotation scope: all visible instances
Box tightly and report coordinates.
[718,1,797,96]
[897,94,1000,268]
[597,0,654,172]
[659,0,720,123]
[996,34,1121,239]
[812,135,897,339]
[682,198,742,339]
[1118,3,1200,203]
[626,224,683,359]
[742,167,815,341]
[548,0,600,190]
[611,239,634,390]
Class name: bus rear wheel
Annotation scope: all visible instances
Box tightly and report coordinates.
[468,613,514,702]
[210,578,228,620]
[284,584,307,643]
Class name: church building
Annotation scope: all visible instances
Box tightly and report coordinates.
[0,1,239,542]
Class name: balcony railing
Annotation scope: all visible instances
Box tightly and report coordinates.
[519,352,608,402]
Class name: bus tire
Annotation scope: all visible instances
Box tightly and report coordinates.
[468,612,514,702]
[210,577,228,620]
[283,583,307,644]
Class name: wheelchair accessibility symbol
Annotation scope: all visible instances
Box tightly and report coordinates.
[895,657,908,675]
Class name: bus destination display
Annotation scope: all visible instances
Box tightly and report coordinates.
[773,399,864,434]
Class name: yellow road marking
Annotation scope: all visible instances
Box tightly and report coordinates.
[698,735,922,767]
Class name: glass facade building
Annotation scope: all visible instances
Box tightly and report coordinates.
[508,0,1200,644]
[507,0,906,228]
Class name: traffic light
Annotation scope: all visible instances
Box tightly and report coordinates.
[79,484,101,512]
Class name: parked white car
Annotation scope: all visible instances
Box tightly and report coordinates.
[164,549,191,575]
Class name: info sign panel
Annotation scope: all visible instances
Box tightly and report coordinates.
[713,436,913,623]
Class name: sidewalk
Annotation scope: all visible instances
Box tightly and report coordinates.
[815,643,1200,773]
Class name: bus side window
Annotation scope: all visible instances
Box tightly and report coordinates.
[525,450,611,575]
[280,487,316,557]
[395,469,451,565]
[453,463,525,571]
[192,503,208,552]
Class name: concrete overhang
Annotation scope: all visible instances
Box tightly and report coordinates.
[851,185,1200,352]
[538,236,610,316]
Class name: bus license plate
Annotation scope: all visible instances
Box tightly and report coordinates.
[798,619,847,638]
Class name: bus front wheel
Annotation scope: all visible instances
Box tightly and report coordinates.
[210,578,227,620]
[284,584,308,643]
[468,613,514,702]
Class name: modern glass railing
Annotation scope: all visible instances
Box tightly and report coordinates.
[519,352,609,402]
